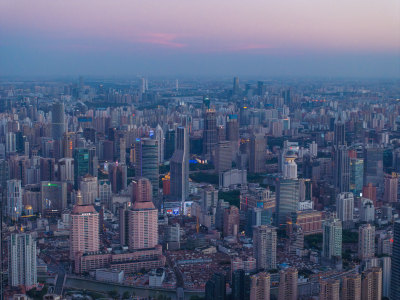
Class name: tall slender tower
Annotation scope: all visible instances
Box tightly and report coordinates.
[358,224,375,260]
[170,126,189,205]
[52,102,65,140]
[203,108,217,161]
[391,220,400,299]
[253,225,277,270]
[7,179,22,221]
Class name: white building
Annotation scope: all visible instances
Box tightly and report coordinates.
[336,192,354,229]
[360,198,375,223]
[9,233,37,288]
[95,268,124,283]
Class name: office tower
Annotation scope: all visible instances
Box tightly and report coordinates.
[233,77,240,95]
[380,256,391,298]
[73,148,90,189]
[70,191,100,260]
[41,181,67,212]
[170,126,189,204]
[223,205,239,237]
[361,267,382,300]
[87,145,98,178]
[164,224,181,250]
[109,162,127,194]
[358,224,375,260]
[391,221,400,299]
[342,273,361,300]
[155,125,164,164]
[350,158,363,196]
[275,178,299,227]
[6,132,16,154]
[334,117,345,147]
[232,269,250,300]
[384,172,398,203]
[98,179,112,209]
[215,141,232,174]
[119,137,126,165]
[226,115,239,159]
[7,179,22,220]
[249,272,270,300]
[135,138,159,199]
[319,279,340,300]
[205,273,226,300]
[283,151,297,179]
[80,175,98,205]
[257,81,265,96]
[8,233,37,288]
[253,225,277,270]
[58,157,74,182]
[0,159,9,191]
[362,183,377,206]
[249,134,266,174]
[62,132,75,158]
[51,102,65,140]
[278,268,298,300]
[40,158,56,182]
[334,145,350,193]
[336,192,354,229]
[131,177,152,203]
[128,190,158,250]
[164,129,175,161]
[360,198,375,223]
[203,108,217,161]
[322,217,342,260]
[363,146,384,188]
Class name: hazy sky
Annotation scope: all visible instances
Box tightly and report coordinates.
[1,0,399,78]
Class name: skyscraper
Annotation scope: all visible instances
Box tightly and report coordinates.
[8,232,37,288]
[223,205,239,237]
[278,268,298,300]
[203,108,217,161]
[249,134,266,174]
[7,179,22,221]
[51,102,65,140]
[233,77,240,95]
[80,175,98,205]
[170,126,189,205]
[215,141,232,174]
[383,172,398,203]
[358,224,375,260]
[73,148,90,189]
[334,117,345,148]
[282,151,297,179]
[70,191,100,260]
[350,158,363,196]
[250,272,270,300]
[155,124,164,164]
[322,217,342,261]
[164,128,175,161]
[232,269,250,300]
[226,114,239,159]
[253,225,277,270]
[135,138,159,200]
[334,146,350,193]
[390,220,400,299]
[205,273,226,300]
[336,192,354,229]
[363,146,384,188]
[275,178,299,227]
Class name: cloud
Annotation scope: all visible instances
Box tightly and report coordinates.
[137,33,186,48]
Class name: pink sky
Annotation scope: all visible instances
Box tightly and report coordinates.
[1,0,399,53]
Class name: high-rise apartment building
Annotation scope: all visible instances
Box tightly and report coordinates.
[278,268,298,300]
[336,192,354,229]
[79,175,98,205]
[361,267,382,300]
[70,191,100,261]
[322,217,342,260]
[319,278,340,300]
[342,273,361,300]
[249,272,270,300]
[7,179,22,220]
[383,172,398,203]
[170,126,189,204]
[358,224,375,260]
[223,205,239,237]
[253,225,277,270]
[8,233,37,288]
[131,177,152,203]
